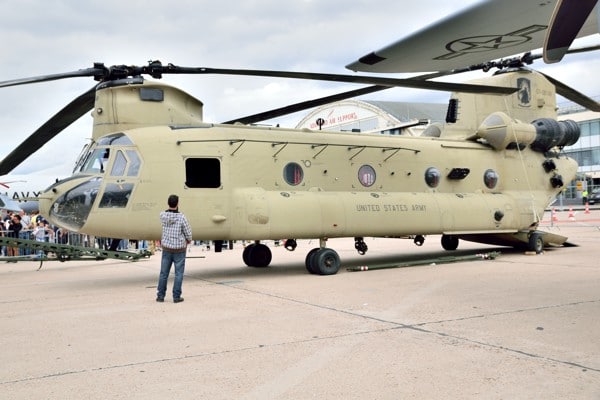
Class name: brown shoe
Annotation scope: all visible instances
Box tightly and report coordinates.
[173,297,184,303]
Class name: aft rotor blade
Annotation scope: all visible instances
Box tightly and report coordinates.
[223,85,389,125]
[544,0,598,63]
[222,69,461,124]
[0,86,96,175]
[561,43,600,55]
[169,66,517,95]
[539,72,600,112]
[0,67,105,89]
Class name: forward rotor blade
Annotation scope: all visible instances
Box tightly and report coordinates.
[169,66,517,95]
[544,0,598,63]
[0,86,96,175]
[0,67,105,89]
[222,85,389,125]
[539,72,600,111]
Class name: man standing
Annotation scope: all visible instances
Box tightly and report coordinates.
[156,194,192,303]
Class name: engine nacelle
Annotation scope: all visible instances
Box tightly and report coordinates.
[476,112,580,152]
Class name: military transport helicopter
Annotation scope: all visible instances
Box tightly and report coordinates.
[0,0,598,274]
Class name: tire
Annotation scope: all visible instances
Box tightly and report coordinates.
[305,248,320,274]
[528,232,544,254]
[441,234,459,251]
[248,243,272,267]
[313,248,341,275]
[242,244,255,266]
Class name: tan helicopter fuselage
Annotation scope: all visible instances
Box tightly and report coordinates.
[38,69,578,254]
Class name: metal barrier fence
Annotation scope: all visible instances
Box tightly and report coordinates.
[0,229,151,256]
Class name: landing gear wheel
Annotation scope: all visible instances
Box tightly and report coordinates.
[305,248,320,274]
[528,232,544,254]
[242,244,254,266]
[242,243,272,267]
[312,248,341,275]
[441,234,459,251]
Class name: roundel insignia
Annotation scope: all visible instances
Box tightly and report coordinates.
[434,25,547,61]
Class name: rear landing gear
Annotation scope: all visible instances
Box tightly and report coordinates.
[242,242,272,267]
[527,232,544,254]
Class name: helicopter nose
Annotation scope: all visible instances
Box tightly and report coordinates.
[40,177,103,231]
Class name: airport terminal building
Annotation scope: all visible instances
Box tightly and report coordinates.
[295,99,447,136]
[560,106,600,198]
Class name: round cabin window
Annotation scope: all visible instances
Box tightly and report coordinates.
[358,165,376,187]
[283,162,304,186]
[484,169,499,189]
[425,167,441,188]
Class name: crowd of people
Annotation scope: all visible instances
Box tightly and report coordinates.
[0,210,61,258]
[0,208,153,258]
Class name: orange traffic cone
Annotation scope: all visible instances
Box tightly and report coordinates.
[585,202,591,214]
[568,207,575,220]
[552,208,558,222]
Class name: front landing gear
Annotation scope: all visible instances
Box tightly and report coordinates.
[242,242,272,267]
[305,239,341,275]
[441,234,459,251]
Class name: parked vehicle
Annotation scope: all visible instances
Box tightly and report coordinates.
[589,188,600,205]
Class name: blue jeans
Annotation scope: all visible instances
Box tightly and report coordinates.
[157,250,186,299]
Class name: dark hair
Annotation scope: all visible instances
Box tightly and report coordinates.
[168,194,179,208]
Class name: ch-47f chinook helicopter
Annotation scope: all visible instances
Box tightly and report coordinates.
[1,0,599,274]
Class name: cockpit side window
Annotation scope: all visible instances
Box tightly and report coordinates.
[126,150,141,176]
[110,150,127,176]
[99,183,134,208]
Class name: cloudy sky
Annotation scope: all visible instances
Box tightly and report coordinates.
[1,0,599,186]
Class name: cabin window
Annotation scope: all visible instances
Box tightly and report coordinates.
[185,158,221,188]
[425,167,441,188]
[283,162,303,186]
[484,169,499,189]
[358,165,376,187]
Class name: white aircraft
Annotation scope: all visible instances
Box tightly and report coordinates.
[0,173,63,213]
[0,193,23,212]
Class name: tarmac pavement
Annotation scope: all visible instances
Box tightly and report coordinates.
[1,210,599,399]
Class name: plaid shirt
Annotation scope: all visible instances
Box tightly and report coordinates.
[160,210,192,250]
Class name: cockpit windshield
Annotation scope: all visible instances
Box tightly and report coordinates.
[73,133,137,175]
[53,132,141,229]
[81,148,110,173]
